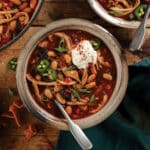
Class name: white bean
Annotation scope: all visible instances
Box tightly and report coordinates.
[103,73,112,81]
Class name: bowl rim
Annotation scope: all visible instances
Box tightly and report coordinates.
[88,0,150,28]
[16,18,128,130]
[0,0,44,51]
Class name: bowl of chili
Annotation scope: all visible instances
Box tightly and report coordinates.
[16,18,128,130]
[0,0,43,51]
[88,0,150,28]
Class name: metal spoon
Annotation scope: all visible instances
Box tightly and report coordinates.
[54,100,93,150]
[129,4,150,51]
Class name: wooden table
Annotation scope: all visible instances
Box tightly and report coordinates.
[0,0,149,149]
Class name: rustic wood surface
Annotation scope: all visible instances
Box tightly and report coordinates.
[0,0,150,150]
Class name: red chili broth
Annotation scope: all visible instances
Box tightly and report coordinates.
[27,30,117,119]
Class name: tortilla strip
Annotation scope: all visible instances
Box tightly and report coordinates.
[66,101,87,106]
[0,9,18,14]
[9,104,22,127]
[0,12,29,25]
[26,74,57,86]
[57,79,76,85]
[1,112,14,119]
[81,68,88,86]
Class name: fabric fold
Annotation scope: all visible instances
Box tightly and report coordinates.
[55,58,150,150]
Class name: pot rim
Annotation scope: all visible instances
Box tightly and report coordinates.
[16,18,128,130]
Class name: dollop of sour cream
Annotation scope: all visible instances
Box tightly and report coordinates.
[71,40,97,69]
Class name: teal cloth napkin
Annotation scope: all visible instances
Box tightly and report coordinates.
[55,58,150,150]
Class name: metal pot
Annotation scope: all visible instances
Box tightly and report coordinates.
[0,0,44,51]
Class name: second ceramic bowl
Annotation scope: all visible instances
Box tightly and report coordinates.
[88,0,150,28]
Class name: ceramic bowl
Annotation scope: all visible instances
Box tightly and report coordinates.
[16,18,128,130]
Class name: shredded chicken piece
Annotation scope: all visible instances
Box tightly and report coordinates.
[66,101,87,106]
[1,112,14,119]
[13,98,24,109]
[81,68,88,86]
[24,124,37,140]
[1,97,24,127]
[57,79,76,85]
[9,104,22,127]
[32,81,42,102]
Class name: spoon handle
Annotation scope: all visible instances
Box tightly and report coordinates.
[55,100,93,150]
[69,121,93,150]
[129,5,150,51]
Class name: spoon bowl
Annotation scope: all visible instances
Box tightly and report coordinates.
[54,100,93,150]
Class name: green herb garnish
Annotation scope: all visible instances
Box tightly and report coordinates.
[72,89,80,99]
[36,59,50,73]
[109,10,122,15]
[8,88,17,97]
[90,39,101,50]
[55,38,67,53]
[42,96,49,102]
[42,67,58,81]
[8,57,18,71]
[66,65,77,71]
[89,94,95,105]
[134,4,147,20]
[80,88,91,93]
